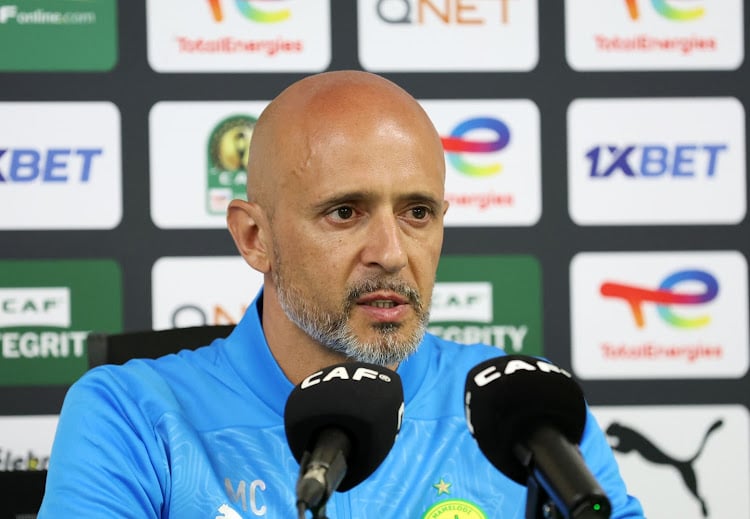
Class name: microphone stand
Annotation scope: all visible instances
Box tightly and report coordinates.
[525,475,562,519]
[297,501,328,519]
[296,448,331,519]
[295,427,350,519]
[514,426,612,519]
[525,478,608,519]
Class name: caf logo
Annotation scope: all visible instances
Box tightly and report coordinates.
[206,114,258,215]
[422,499,487,519]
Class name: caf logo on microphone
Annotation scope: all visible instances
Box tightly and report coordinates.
[300,365,394,389]
[471,357,572,388]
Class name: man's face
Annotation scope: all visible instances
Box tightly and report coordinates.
[268,118,446,366]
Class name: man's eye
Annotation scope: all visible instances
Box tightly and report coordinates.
[333,206,354,220]
[411,206,431,219]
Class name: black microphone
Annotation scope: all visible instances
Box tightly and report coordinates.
[284,362,404,518]
[464,355,612,519]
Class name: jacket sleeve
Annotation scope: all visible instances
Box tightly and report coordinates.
[580,406,646,518]
[38,367,168,518]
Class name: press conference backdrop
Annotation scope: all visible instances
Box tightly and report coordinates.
[0,1,748,517]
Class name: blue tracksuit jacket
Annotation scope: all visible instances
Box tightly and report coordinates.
[40,292,644,518]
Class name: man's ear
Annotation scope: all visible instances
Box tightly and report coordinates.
[227,199,271,273]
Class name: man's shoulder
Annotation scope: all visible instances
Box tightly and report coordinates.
[67,341,225,413]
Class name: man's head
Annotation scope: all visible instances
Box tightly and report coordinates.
[227,70,447,368]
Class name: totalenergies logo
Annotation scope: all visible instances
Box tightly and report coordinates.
[624,0,705,21]
[601,269,718,328]
[440,117,510,177]
[207,0,291,23]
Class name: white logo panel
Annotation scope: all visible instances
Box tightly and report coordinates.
[0,102,122,230]
[146,0,330,72]
[570,251,749,379]
[591,405,750,519]
[421,99,541,227]
[565,0,743,70]
[152,256,264,330]
[0,415,58,471]
[149,101,269,229]
[567,97,746,225]
[358,0,538,71]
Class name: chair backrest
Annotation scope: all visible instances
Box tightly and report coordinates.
[0,469,47,518]
[87,325,235,369]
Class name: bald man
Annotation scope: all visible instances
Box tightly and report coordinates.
[227,70,447,385]
[40,71,644,518]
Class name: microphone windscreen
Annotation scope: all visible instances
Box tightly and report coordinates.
[284,362,404,491]
[464,355,587,485]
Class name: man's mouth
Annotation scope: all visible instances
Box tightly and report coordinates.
[366,300,398,308]
[353,294,409,325]
[356,291,409,306]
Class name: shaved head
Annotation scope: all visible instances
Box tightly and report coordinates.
[245,70,444,213]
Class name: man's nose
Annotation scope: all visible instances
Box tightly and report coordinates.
[361,212,408,273]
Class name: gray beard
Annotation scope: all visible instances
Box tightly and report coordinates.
[273,269,429,367]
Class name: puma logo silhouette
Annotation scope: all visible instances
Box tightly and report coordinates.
[215,503,243,519]
[606,419,723,517]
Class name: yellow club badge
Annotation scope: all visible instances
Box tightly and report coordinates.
[422,499,488,519]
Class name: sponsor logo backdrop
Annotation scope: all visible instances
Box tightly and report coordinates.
[0,2,747,516]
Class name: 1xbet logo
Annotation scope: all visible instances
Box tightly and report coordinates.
[625,0,705,21]
[207,0,291,23]
[0,148,103,182]
[586,144,727,178]
[601,269,718,328]
[441,117,510,177]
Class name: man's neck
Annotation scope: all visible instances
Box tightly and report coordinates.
[259,291,350,386]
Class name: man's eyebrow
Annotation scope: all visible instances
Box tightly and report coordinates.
[399,192,443,209]
[311,191,372,213]
[311,191,442,212]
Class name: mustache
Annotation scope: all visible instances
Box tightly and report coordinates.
[346,278,423,310]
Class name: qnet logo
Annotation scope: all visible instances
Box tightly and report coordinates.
[421,99,540,227]
[206,0,291,23]
[152,257,263,330]
[568,97,745,225]
[358,0,538,72]
[570,251,749,380]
